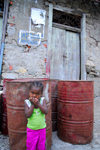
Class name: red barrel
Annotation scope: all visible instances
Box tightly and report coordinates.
[0,93,3,132]
[1,79,13,135]
[57,81,94,144]
[6,78,52,150]
[51,80,58,131]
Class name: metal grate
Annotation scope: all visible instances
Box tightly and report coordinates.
[53,9,81,29]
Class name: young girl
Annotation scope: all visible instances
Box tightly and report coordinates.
[24,81,48,150]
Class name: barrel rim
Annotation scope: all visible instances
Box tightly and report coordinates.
[58,80,94,82]
[5,78,50,83]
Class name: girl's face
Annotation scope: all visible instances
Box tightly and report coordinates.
[29,87,42,100]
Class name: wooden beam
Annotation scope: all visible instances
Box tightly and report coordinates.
[53,6,82,17]
[53,22,81,33]
[81,14,86,80]
[47,3,53,78]
[45,2,82,16]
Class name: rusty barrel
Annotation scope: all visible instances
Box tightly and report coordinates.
[0,93,3,132]
[6,78,52,150]
[1,79,13,135]
[1,97,8,135]
[57,81,94,144]
[1,79,12,135]
[50,80,58,131]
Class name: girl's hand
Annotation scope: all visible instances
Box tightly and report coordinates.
[33,98,39,107]
[37,99,48,114]
[29,97,33,102]
[29,97,35,104]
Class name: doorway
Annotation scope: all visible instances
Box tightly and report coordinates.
[50,9,81,80]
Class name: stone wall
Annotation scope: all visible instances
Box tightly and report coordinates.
[1,0,100,97]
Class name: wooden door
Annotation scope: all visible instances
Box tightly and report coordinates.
[50,27,80,80]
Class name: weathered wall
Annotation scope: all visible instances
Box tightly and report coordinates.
[2,0,48,80]
[86,14,100,97]
[1,0,100,97]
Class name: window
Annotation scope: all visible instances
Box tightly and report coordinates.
[53,9,81,29]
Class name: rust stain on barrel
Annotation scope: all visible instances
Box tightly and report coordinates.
[57,81,94,144]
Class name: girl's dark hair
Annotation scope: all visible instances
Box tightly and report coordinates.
[30,81,44,93]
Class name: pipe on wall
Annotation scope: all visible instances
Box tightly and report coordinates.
[0,42,4,79]
[0,0,9,80]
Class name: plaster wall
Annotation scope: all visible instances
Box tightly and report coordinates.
[2,0,48,79]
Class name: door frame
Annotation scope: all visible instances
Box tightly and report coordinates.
[47,3,86,80]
